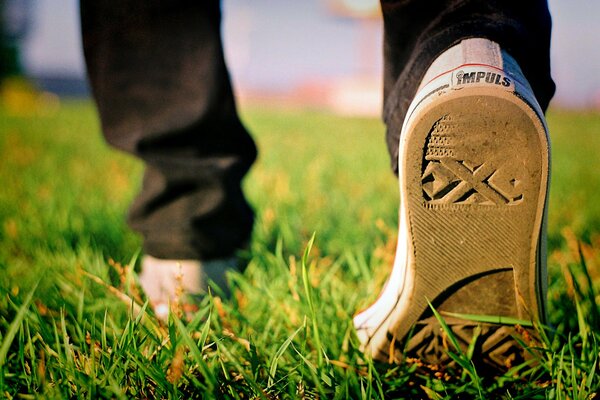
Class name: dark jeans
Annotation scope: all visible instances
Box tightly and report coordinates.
[80,0,554,260]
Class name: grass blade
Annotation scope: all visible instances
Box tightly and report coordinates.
[301,233,325,367]
[440,311,534,328]
[0,280,39,368]
[268,323,304,387]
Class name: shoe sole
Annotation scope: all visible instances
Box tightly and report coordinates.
[355,67,549,369]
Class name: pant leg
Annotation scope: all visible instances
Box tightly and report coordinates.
[81,0,256,260]
[380,0,555,174]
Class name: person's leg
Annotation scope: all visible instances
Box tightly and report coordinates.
[356,0,554,369]
[81,1,255,313]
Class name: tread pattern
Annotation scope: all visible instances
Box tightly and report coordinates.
[421,116,523,205]
[386,317,537,372]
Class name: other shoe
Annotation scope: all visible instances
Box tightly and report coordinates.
[139,254,239,321]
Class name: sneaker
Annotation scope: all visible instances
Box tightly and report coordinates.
[354,38,550,369]
[139,255,239,321]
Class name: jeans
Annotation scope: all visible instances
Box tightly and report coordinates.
[80,0,554,260]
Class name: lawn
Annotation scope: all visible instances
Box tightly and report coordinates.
[1,99,599,398]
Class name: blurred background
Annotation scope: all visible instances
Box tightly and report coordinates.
[2,0,599,115]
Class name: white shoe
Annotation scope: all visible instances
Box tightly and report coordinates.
[139,255,239,320]
[354,38,550,369]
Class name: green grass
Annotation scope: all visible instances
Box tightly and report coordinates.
[1,100,600,398]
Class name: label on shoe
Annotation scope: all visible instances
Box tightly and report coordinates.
[452,65,514,89]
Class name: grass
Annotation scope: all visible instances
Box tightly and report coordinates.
[0,98,599,398]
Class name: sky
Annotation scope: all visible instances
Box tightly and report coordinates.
[18,0,600,108]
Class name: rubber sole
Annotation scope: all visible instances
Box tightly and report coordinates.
[355,85,549,369]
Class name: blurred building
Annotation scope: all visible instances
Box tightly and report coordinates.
[225,0,383,115]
